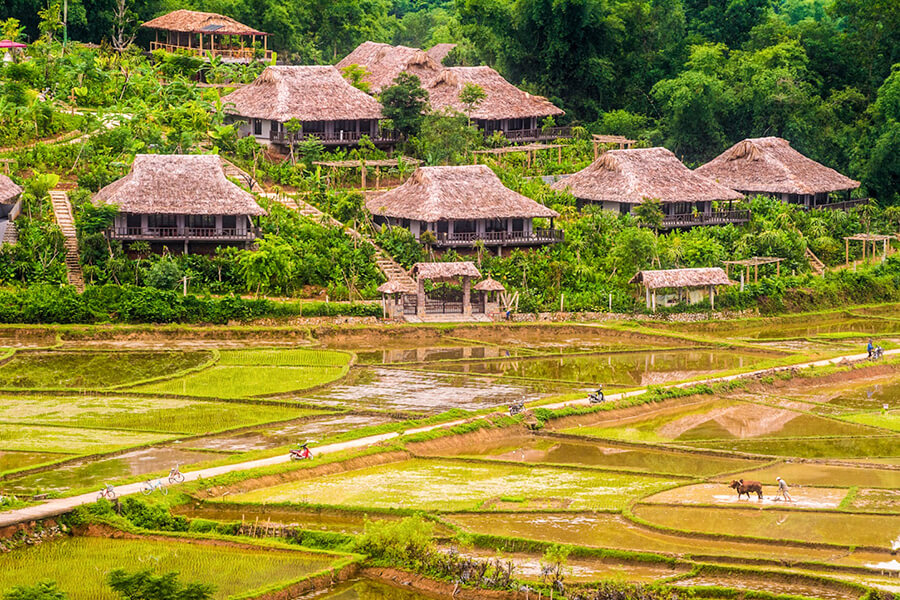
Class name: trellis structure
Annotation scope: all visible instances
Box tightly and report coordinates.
[843,233,894,265]
[723,257,783,283]
[472,143,563,166]
[592,134,636,159]
[312,157,422,190]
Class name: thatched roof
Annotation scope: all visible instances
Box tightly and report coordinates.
[629,268,733,289]
[94,155,266,216]
[366,165,559,222]
[222,66,383,122]
[474,277,505,292]
[378,279,415,294]
[414,261,481,280]
[551,147,743,205]
[0,174,22,205]
[427,67,564,120]
[336,41,443,93]
[426,43,457,63]
[694,137,860,195]
[141,10,267,36]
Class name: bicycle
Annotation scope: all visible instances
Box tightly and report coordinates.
[141,479,168,496]
[97,483,116,501]
[168,464,185,484]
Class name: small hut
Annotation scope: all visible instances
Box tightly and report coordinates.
[94,154,266,254]
[141,10,271,61]
[551,147,745,228]
[366,165,561,250]
[694,137,861,209]
[378,278,416,319]
[412,261,481,317]
[337,41,444,93]
[426,43,457,64]
[426,67,565,141]
[474,277,506,314]
[0,174,23,219]
[222,66,389,149]
[630,268,733,311]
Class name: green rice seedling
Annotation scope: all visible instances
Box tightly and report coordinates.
[218,348,351,368]
[133,365,347,399]
[0,424,173,454]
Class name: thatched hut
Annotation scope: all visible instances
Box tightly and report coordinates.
[94,154,266,254]
[366,165,561,249]
[222,66,391,148]
[630,268,733,311]
[141,9,270,61]
[694,137,861,209]
[551,147,746,228]
[426,67,565,141]
[0,174,23,219]
[474,277,505,314]
[336,41,444,93]
[410,261,482,317]
[426,43,457,64]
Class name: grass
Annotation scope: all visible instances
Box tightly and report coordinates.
[131,348,351,398]
[0,395,328,435]
[0,450,70,473]
[838,410,900,433]
[0,536,338,600]
[0,423,172,454]
[0,350,211,389]
[224,458,681,511]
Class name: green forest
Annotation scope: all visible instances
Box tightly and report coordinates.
[0,0,898,322]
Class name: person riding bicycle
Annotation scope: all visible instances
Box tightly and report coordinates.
[868,339,875,358]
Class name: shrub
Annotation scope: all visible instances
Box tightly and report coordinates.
[354,516,435,563]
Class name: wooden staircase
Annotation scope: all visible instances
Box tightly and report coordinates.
[49,190,85,292]
[806,247,825,276]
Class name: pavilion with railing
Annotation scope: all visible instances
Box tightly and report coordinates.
[141,10,272,62]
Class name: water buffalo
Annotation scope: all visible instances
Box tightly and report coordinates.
[729,479,763,500]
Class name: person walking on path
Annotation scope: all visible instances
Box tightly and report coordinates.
[776,477,793,502]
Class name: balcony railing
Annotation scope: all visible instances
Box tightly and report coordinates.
[269,130,402,146]
[434,229,564,246]
[809,198,870,211]
[150,42,272,61]
[496,127,573,142]
[110,227,260,241]
[655,210,752,229]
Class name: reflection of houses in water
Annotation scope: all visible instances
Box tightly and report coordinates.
[377,345,510,364]
[658,403,800,439]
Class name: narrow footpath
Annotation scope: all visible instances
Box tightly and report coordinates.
[0,347,893,528]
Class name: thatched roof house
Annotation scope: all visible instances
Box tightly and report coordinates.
[222,66,387,147]
[630,267,733,311]
[413,261,482,281]
[142,9,266,35]
[95,155,265,252]
[367,165,561,248]
[553,147,743,207]
[694,137,860,207]
[427,67,563,121]
[95,154,264,216]
[0,175,22,205]
[336,41,443,93]
[426,43,457,64]
[474,277,505,292]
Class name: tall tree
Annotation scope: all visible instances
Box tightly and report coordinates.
[380,72,430,138]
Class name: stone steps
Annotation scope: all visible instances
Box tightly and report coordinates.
[49,190,85,292]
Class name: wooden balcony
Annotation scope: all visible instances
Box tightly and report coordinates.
[656,210,752,229]
[434,229,564,247]
[110,227,260,242]
[150,42,272,62]
[810,198,870,211]
[497,127,573,142]
[269,130,401,147]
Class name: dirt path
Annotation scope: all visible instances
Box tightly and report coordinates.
[0,347,894,528]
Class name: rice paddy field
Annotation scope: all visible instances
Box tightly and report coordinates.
[4,311,900,599]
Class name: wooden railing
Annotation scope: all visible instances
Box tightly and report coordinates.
[269,130,402,146]
[810,198,870,211]
[111,227,260,241]
[150,42,272,61]
[499,127,572,141]
[656,210,752,229]
[434,228,564,246]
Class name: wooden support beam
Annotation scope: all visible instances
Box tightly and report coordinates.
[845,238,849,265]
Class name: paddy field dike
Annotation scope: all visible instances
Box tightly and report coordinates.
[2,305,900,600]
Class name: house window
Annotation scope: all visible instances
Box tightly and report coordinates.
[188,215,216,229]
[126,214,142,228]
[508,118,528,131]
[149,214,176,229]
[454,220,476,234]
[253,119,262,136]
[305,121,325,133]
[360,120,372,135]
[486,219,506,233]
[334,120,356,133]
[512,218,524,233]
[223,215,237,230]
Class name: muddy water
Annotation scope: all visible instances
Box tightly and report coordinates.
[439,437,762,477]
[643,483,848,509]
[851,489,900,512]
[671,575,856,600]
[302,368,562,414]
[634,504,900,548]
[0,450,68,474]
[0,447,221,494]
[425,349,768,386]
[658,316,900,341]
[446,513,843,563]
[355,345,535,365]
[726,462,900,489]
[311,580,436,600]
[828,378,900,410]
[685,436,900,458]
[184,414,398,453]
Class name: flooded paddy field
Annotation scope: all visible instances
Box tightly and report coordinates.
[316,579,440,600]
[173,503,402,534]
[720,461,900,489]
[643,482,849,509]
[683,435,900,458]
[633,504,900,548]
[427,434,764,477]
[221,458,681,511]
[0,535,338,599]
[0,450,68,474]
[669,573,859,600]
[646,312,900,341]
